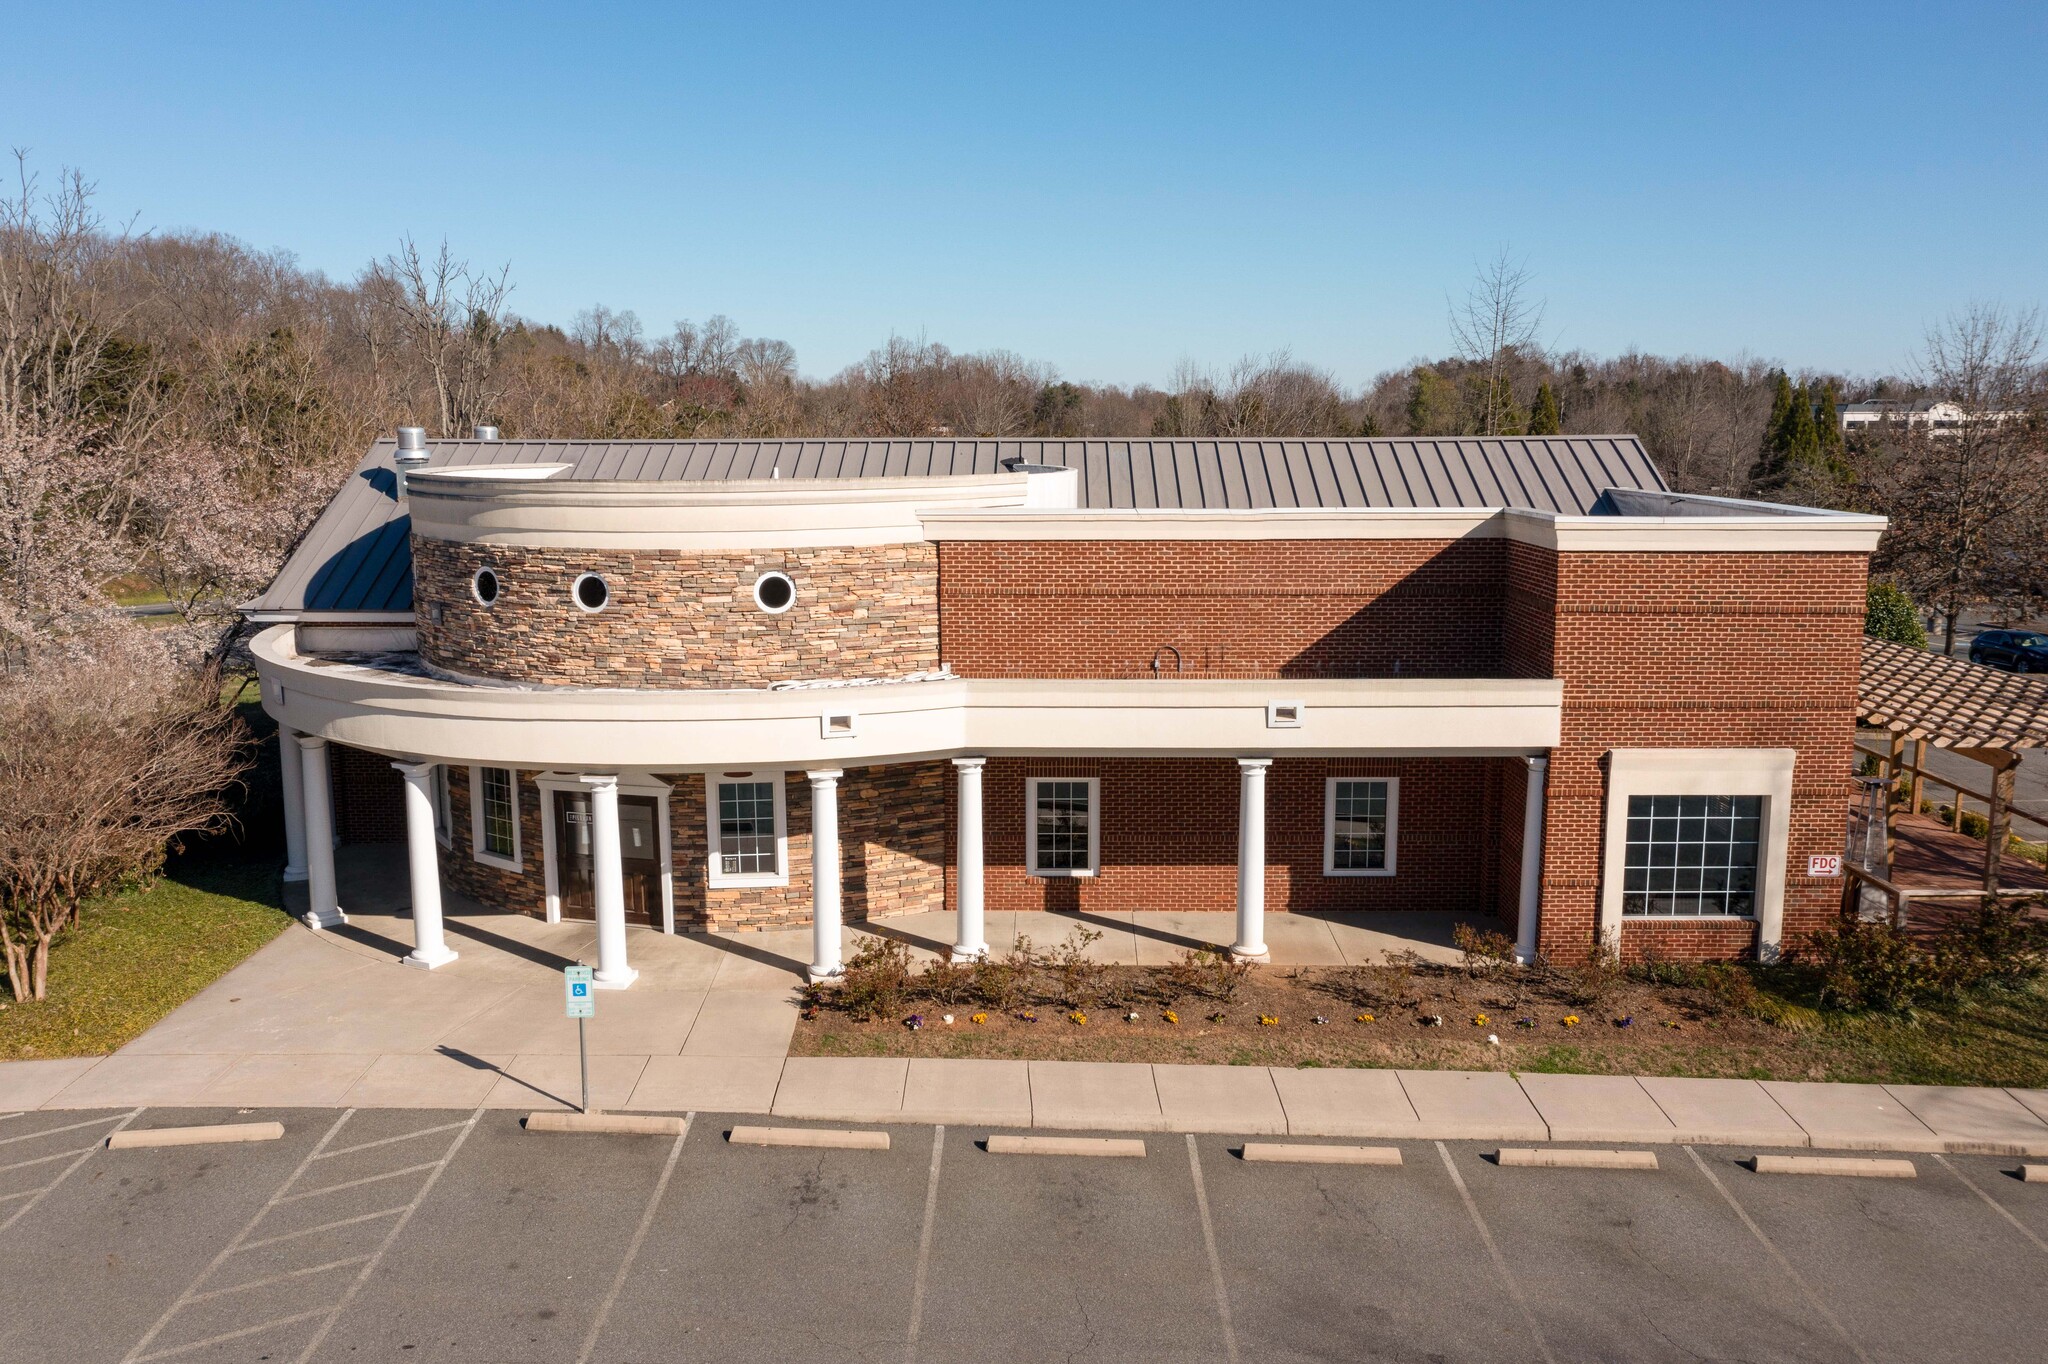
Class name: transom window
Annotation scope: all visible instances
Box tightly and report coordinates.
[472,766,520,870]
[710,776,787,885]
[1623,794,1762,917]
[1028,777,1098,876]
[1324,777,1398,876]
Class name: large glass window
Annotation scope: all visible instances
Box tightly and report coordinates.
[1324,777,1398,876]
[717,780,781,878]
[1028,778,1098,875]
[1623,794,1762,917]
[473,766,519,868]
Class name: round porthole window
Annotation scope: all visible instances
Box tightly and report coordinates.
[471,567,501,606]
[753,571,795,614]
[572,572,610,613]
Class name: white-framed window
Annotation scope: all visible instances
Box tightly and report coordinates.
[432,765,453,848]
[470,765,522,872]
[1324,776,1398,876]
[707,772,788,888]
[1027,776,1099,877]
[1622,794,1763,918]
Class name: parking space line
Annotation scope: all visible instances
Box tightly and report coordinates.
[1682,1146,1873,1364]
[236,1206,408,1255]
[275,1160,441,1204]
[575,1113,694,1364]
[903,1125,946,1364]
[0,1143,102,1175]
[1434,1142,1558,1364]
[133,1306,335,1363]
[0,1106,137,1235]
[120,1109,356,1364]
[1932,1155,2048,1257]
[314,1121,469,1162]
[287,1105,484,1364]
[1185,1135,1243,1364]
[0,1184,47,1203]
[186,1255,375,1304]
[0,1112,131,1147]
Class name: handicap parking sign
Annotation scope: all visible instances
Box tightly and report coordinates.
[565,964,595,1018]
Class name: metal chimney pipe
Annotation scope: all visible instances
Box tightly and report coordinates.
[473,425,500,441]
[393,426,430,498]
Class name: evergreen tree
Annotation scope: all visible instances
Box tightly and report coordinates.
[1528,381,1561,435]
[1751,371,1797,487]
[1815,380,1844,457]
[1864,582,1928,648]
[1406,367,1463,435]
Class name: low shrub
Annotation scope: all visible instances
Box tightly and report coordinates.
[1552,932,1627,1008]
[1042,927,1107,1008]
[1797,918,1941,1013]
[1452,922,1517,978]
[837,937,913,1021]
[1163,946,1253,1003]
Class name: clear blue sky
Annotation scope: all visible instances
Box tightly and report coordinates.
[5,2,2044,387]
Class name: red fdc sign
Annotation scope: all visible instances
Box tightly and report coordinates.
[1808,854,1843,878]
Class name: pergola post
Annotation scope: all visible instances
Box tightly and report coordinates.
[1907,738,1925,818]
[1982,752,2018,896]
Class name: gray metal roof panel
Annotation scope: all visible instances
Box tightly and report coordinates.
[253,434,1672,615]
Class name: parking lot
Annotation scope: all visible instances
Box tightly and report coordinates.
[2,1106,2045,1363]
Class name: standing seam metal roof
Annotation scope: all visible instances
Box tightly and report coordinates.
[248,435,1667,615]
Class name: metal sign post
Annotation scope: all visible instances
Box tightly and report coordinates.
[564,964,596,1115]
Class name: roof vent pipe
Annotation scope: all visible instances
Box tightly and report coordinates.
[393,426,430,498]
[473,424,500,441]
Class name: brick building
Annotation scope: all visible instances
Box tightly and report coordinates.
[245,431,1883,985]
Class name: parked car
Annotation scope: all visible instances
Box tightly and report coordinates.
[1968,629,2048,673]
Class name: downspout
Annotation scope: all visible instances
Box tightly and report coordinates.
[1514,755,1550,964]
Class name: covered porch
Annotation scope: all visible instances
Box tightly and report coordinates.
[1852,636,2048,922]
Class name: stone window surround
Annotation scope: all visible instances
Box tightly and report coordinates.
[533,771,677,933]
[1026,775,1100,878]
[469,765,522,873]
[705,768,790,890]
[1599,748,1795,960]
[1322,775,1400,878]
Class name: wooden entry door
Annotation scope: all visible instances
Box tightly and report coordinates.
[553,789,662,926]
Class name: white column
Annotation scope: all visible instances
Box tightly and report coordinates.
[279,728,308,884]
[297,735,345,929]
[1232,758,1272,962]
[808,769,844,982]
[586,774,637,989]
[951,757,988,960]
[1515,756,1549,965]
[395,761,457,969]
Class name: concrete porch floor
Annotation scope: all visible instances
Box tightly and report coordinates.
[0,846,1495,1115]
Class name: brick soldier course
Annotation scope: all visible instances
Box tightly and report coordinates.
[248,434,1888,982]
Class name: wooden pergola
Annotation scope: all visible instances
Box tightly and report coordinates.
[1855,636,2048,906]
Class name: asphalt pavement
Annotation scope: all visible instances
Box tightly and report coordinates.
[2,1106,2044,1363]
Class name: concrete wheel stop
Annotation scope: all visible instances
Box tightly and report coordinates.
[524,1112,687,1136]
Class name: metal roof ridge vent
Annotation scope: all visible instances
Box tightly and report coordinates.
[473,424,500,441]
[393,426,430,498]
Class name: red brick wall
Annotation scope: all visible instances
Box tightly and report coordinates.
[1522,548,1867,962]
[965,757,1511,917]
[938,539,1507,678]
[331,743,405,844]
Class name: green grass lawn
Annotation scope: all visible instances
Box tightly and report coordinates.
[0,854,291,1061]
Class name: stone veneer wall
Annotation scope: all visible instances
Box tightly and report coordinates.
[413,540,939,687]
[435,761,948,931]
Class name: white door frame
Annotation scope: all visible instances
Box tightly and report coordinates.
[535,771,676,934]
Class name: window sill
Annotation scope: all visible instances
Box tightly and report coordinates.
[1027,868,1097,879]
[708,873,790,891]
[1322,868,1396,879]
[473,850,522,874]
[1621,914,1757,923]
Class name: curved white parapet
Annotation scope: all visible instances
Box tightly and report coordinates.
[251,625,1563,768]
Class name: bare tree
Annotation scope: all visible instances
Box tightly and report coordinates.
[1449,248,1545,435]
[370,237,511,435]
[1858,305,2048,650]
[0,638,248,1000]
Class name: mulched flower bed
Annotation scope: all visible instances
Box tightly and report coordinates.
[790,938,1836,1078]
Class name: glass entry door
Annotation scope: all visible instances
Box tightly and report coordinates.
[553,790,661,926]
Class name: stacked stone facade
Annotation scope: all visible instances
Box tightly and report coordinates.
[413,540,939,687]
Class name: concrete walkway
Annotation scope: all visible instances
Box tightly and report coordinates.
[3,849,2045,1154]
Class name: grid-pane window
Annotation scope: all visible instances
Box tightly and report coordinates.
[717,781,779,876]
[1031,779,1095,874]
[479,767,516,860]
[1330,779,1392,872]
[1623,794,1762,917]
